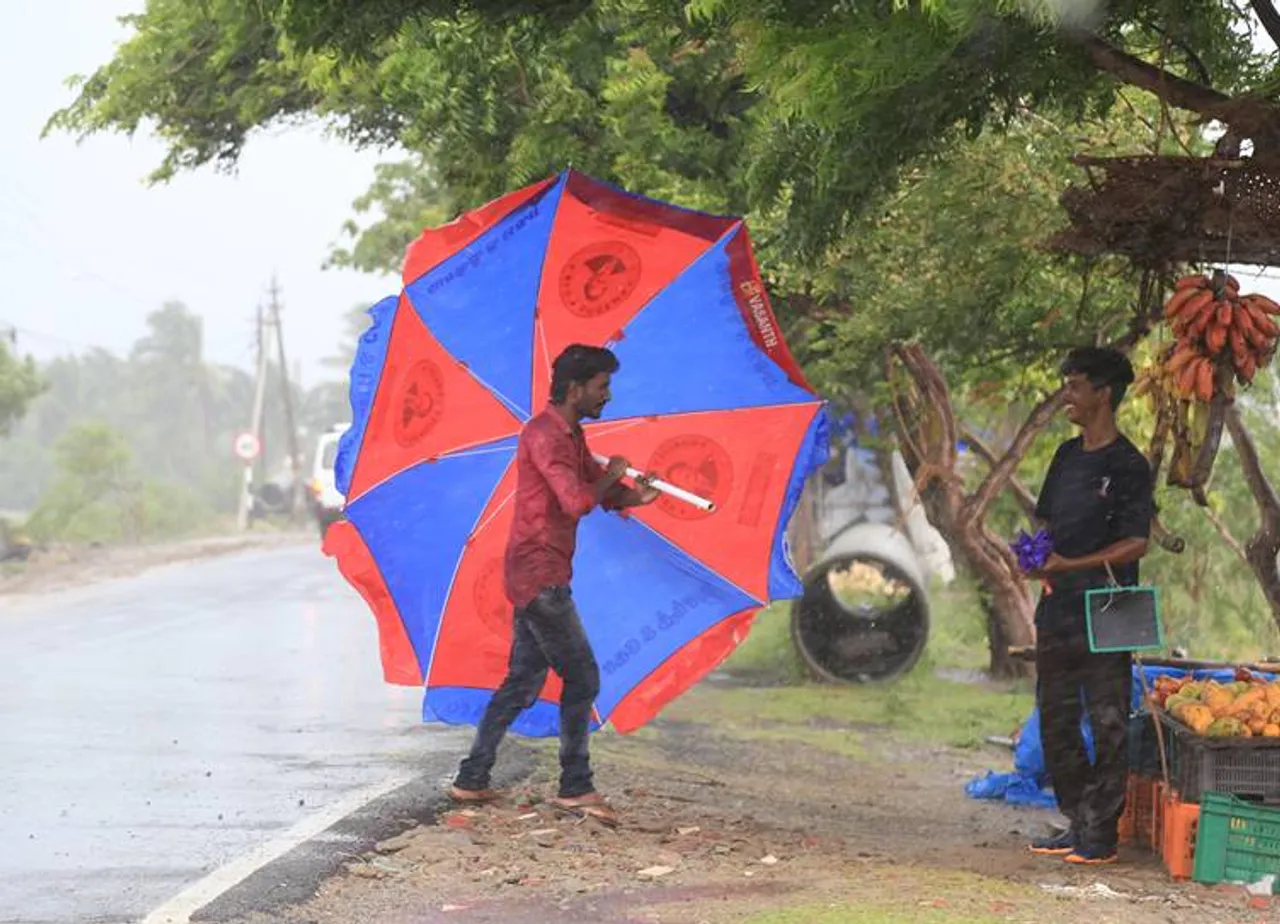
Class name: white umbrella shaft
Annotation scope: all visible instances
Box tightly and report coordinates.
[591,453,715,512]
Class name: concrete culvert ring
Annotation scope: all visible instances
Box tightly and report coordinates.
[791,554,930,683]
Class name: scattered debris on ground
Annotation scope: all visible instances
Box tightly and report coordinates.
[222,683,1276,924]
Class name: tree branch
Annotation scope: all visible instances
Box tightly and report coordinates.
[963,387,1066,523]
[1072,32,1235,118]
[1224,404,1280,619]
[1203,504,1251,567]
[1226,404,1280,521]
[1252,0,1280,52]
[961,427,1038,518]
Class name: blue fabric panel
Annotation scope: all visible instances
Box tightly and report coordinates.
[570,510,757,719]
[344,448,513,668]
[402,178,567,420]
[768,406,830,600]
[603,229,816,420]
[335,295,399,496]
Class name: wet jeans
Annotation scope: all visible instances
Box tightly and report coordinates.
[1036,608,1132,850]
[455,587,600,798]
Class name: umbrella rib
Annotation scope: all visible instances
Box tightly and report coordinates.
[345,437,519,504]
[421,455,517,688]
[528,173,570,410]
[471,488,516,540]
[460,363,530,422]
[592,399,824,430]
[441,441,519,460]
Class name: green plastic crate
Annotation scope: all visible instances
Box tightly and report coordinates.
[1192,791,1280,891]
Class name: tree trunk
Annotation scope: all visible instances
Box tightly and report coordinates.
[887,344,1047,679]
[1224,406,1280,624]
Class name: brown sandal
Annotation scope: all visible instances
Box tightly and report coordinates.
[550,793,619,827]
[448,784,502,804]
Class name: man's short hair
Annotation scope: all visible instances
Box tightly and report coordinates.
[1061,346,1135,410]
[550,345,620,404]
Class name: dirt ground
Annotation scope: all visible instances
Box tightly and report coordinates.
[222,680,1277,924]
[0,529,312,597]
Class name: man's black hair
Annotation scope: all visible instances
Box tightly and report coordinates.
[550,344,620,404]
[1061,346,1135,411]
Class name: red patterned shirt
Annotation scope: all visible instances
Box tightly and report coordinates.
[503,408,625,609]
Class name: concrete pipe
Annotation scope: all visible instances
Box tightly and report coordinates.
[790,521,931,684]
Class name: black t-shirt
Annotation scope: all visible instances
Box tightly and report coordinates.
[1034,434,1154,601]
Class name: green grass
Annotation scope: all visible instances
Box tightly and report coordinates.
[672,671,1031,749]
[721,602,806,682]
[722,576,995,685]
[704,578,1031,750]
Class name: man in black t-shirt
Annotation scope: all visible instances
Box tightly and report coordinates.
[1027,347,1154,866]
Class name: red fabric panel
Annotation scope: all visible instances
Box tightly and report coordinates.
[585,402,823,600]
[322,520,424,685]
[347,295,522,501]
[427,460,566,705]
[530,172,736,407]
[724,226,813,390]
[402,177,556,286]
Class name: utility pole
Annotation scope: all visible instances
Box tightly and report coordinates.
[268,275,305,520]
[237,304,270,530]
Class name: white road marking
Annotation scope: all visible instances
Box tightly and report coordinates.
[138,772,417,924]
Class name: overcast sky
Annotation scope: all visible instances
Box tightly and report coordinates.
[0,0,395,387]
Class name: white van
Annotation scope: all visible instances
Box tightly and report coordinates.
[308,424,350,535]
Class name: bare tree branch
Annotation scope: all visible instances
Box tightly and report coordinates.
[1227,405,1280,518]
[1203,505,1251,567]
[1225,404,1280,619]
[961,427,1038,518]
[964,388,1066,523]
[1252,0,1280,52]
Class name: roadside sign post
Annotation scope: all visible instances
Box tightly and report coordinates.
[234,430,263,531]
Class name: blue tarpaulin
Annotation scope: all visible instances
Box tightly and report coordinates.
[965,664,1276,809]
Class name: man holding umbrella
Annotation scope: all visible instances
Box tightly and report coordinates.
[449,345,659,824]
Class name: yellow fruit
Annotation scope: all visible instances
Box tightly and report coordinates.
[1179,704,1216,735]
[1205,687,1234,715]
[1226,688,1266,716]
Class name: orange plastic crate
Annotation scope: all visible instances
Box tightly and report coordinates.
[1161,788,1201,880]
[1119,773,1161,848]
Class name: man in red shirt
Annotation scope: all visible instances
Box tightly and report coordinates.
[450,345,657,824]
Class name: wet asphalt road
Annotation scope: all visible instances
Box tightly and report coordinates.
[0,543,463,924]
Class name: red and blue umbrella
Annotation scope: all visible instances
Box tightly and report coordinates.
[324,170,827,734]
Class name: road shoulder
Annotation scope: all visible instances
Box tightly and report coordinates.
[0,531,313,597]
[209,680,1267,924]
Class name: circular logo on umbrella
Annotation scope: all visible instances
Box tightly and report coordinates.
[647,435,733,521]
[392,360,445,448]
[559,242,642,317]
[472,558,511,638]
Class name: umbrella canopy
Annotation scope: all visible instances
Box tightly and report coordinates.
[324,169,828,734]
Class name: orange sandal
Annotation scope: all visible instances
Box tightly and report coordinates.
[550,793,619,827]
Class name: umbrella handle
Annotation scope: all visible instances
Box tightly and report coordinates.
[591,453,715,512]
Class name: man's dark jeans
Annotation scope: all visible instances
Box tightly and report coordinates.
[455,587,600,798]
[1036,596,1132,851]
